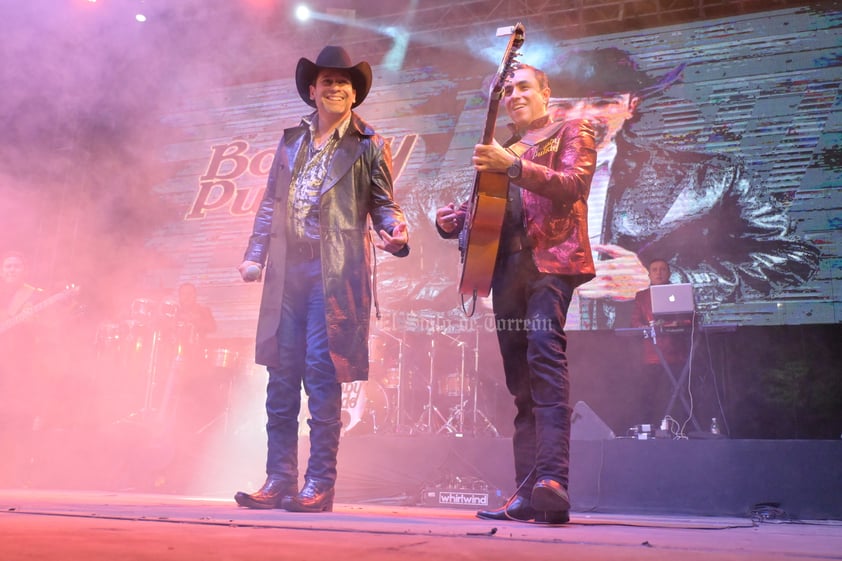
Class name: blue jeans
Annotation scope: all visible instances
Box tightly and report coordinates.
[492,250,575,496]
[265,257,342,487]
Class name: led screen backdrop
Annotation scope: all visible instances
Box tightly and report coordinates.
[144,5,840,339]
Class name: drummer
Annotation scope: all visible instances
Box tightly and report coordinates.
[173,282,216,346]
[166,282,220,430]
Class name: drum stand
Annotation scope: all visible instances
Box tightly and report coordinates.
[441,331,500,437]
[438,333,467,435]
[115,323,166,426]
[413,337,449,434]
[373,328,408,432]
[196,374,234,435]
[139,326,163,420]
[114,301,193,429]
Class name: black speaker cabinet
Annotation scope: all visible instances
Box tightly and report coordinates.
[571,400,615,440]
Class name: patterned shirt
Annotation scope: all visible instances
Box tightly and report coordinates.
[288,114,351,242]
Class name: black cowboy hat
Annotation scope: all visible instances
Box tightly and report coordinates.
[552,47,685,98]
[295,45,372,108]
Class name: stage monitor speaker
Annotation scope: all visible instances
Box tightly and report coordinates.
[572,400,615,440]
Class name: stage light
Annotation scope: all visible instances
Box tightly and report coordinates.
[519,43,554,72]
[382,26,409,72]
[295,5,311,22]
[325,8,355,20]
[290,4,411,71]
[135,13,147,23]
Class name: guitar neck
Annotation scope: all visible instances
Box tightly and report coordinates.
[477,22,524,147]
[481,97,501,145]
[457,23,525,303]
[0,286,78,334]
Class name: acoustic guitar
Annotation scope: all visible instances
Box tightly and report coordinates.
[458,23,525,310]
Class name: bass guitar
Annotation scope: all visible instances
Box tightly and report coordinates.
[0,284,80,335]
[458,22,525,312]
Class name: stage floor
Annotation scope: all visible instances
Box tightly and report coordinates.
[1,489,840,561]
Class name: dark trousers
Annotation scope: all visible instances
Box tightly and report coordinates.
[265,257,342,487]
[491,250,575,495]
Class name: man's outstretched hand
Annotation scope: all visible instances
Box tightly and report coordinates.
[375,222,409,253]
[577,244,649,301]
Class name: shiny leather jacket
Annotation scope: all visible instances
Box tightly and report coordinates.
[439,115,597,284]
[244,112,409,382]
[510,115,597,281]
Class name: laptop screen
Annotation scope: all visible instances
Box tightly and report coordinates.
[650,283,695,316]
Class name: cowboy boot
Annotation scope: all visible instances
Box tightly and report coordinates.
[234,476,298,509]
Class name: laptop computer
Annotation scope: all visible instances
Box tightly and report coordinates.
[650,283,695,316]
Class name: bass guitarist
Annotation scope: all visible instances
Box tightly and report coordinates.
[434,63,596,524]
[0,250,47,484]
[1,251,42,319]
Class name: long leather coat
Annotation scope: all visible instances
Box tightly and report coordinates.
[243,112,409,383]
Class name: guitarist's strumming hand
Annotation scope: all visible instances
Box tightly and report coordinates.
[472,139,517,173]
[375,222,409,253]
[436,203,463,234]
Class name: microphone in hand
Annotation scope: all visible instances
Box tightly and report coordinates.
[242,264,262,282]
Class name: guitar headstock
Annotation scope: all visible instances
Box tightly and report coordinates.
[58,283,81,296]
[489,22,525,101]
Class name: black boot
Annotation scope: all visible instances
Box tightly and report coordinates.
[282,478,335,512]
[477,494,536,521]
[234,477,298,509]
[531,478,571,512]
[477,493,569,525]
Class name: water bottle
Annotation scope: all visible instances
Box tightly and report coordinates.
[656,417,670,439]
[710,417,720,436]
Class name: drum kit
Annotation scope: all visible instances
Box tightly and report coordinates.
[411,330,500,437]
[95,297,241,432]
[96,299,501,439]
[338,328,501,437]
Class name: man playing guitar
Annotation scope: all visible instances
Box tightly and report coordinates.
[435,62,597,525]
[1,251,48,484]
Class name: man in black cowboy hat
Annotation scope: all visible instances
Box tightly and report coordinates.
[550,47,819,330]
[235,45,409,512]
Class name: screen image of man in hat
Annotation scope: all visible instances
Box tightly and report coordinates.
[235,45,410,512]
[549,48,820,330]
